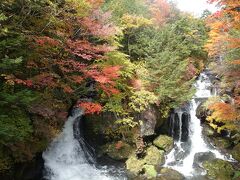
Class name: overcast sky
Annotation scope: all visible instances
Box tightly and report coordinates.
[173,0,218,16]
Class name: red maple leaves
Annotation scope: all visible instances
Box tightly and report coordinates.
[76,101,102,114]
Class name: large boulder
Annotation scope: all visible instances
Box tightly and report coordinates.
[126,146,165,178]
[193,152,216,166]
[153,135,174,153]
[139,106,167,137]
[203,159,234,180]
[193,151,216,175]
[140,107,157,137]
[157,168,184,180]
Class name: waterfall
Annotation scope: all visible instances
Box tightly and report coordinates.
[42,109,120,180]
[164,71,232,177]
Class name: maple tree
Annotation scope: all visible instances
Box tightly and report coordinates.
[0,0,122,171]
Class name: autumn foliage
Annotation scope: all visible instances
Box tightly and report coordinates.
[208,102,238,122]
[76,101,102,114]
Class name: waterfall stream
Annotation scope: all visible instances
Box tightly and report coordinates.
[164,71,233,177]
[42,71,234,180]
[42,109,123,180]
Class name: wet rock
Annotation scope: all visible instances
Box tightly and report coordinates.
[196,101,208,122]
[231,143,240,162]
[194,152,216,165]
[193,152,216,175]
[143,165,157,179]
[157,168,184,180]
[203,159,234,180]
[100,142,134,160]
[181,112,190,141]
[153,135,174,153]
[144,146,165,166]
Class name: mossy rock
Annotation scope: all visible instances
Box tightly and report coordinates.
[157,168,184,180]
[144,146,165,166]
[212,137,232,149]
[231,143,240,162]
[101,142,134,160]
[126,146,165,178]
[143,165,157,179]
[153,135,173,152]
[203,159,234,180]
[126,155,145,176]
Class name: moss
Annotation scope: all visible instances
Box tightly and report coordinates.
[126,155,145,175]
[126,145,165,177]
[153,135,173,152]
[144,146,165,166]
[157,168,184,180]
[143,165,157,179]
[203,159,234,180]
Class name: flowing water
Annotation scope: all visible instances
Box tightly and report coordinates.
[164,71,233,177]
[42,71,233,180]
[42,109,125,180]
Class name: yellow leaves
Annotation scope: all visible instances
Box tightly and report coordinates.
[121,14,153,29]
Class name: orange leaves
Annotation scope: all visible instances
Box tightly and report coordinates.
[76,101,102,114]
[150,0,171,25]
[63,86,74,94]
[230,59,240,65]
[208,102,238,122]
[206,0,240,57]
[204,20,228,57]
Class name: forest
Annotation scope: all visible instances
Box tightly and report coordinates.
[0,0,239,179]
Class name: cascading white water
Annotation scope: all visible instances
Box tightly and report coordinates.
[164,71,231,177]
[42,109,119,180]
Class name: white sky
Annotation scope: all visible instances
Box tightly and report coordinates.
[173,0,218,16]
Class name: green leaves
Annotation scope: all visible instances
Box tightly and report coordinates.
[0,56,23,69]
[0,108,33,143]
